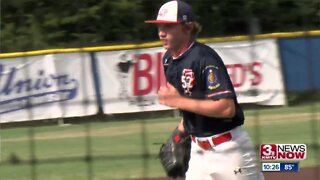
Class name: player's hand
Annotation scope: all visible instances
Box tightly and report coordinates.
[158,83,182,107]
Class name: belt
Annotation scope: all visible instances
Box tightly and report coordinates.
[191,132,232,150]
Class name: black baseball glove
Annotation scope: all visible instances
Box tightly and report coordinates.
[159,128,191,178]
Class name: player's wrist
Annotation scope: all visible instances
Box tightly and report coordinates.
[172,127,188,143]
[173,96,190,109]
[178,122,185,133]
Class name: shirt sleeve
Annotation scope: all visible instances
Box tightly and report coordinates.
[201,53,236,100]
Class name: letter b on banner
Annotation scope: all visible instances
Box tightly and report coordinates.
[133,52,166,96]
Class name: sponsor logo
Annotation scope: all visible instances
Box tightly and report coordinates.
[0,63,78,115]
[117,53,155,106]
[260,144,307,160]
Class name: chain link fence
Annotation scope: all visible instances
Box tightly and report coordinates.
[1,1,320,179]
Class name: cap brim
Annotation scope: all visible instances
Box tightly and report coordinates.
[144,20,181,24]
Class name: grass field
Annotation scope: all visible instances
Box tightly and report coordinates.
[0,103,319,180]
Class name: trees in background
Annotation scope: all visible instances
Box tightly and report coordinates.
[1,0,319,52]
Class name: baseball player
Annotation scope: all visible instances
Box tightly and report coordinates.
[145,1,265,179]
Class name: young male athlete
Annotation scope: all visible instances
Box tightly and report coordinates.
[145,1,264,179]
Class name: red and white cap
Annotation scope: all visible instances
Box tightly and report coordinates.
[145,0,195,24]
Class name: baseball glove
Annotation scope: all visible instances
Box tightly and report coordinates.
[159,128,191,178]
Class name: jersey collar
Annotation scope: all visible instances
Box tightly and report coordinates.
[172,41,195,60]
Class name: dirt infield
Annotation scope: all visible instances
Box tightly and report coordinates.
[137,166,320,180]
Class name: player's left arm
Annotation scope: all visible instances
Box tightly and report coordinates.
[158,83,235,118]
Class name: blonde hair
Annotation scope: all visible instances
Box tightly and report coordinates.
[183,21,202,40]
[191,21,202,39]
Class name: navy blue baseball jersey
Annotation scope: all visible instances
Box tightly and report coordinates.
[163,42,244,137]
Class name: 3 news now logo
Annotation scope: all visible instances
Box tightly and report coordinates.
[260,144,307,160]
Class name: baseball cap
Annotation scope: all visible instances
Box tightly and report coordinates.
[145,0,195,24]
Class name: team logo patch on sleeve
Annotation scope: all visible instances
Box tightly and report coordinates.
[204,66,220,90]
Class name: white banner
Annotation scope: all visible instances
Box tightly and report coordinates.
[97,48,170,114]
[97,39,286,114]
[0,53,98,123]
[209,39,286,105]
